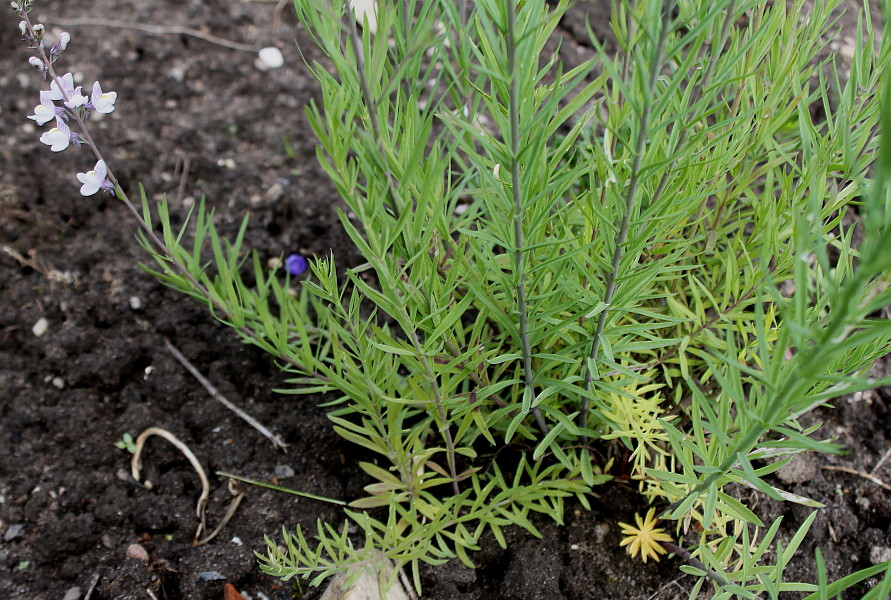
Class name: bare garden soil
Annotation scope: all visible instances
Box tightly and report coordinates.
[0,1,889,599]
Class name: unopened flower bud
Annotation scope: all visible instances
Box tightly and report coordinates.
[31,23,44,41]
[11,2,21,12]
[19,20,27,36]
[50,31,71,56]
[28,56,44,71]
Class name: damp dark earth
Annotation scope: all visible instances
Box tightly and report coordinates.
[1,1,890,599]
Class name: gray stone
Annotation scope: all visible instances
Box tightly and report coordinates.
[3,524,23,541]
[274,464,295,479]
[776,454,817,485]
[62,587,82,600]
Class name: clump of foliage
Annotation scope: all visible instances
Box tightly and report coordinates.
[152,0,891,596]
[15,0,891,597]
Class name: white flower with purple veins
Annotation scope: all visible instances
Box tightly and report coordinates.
[46,72,75,102]
[39,117,71,152]
[28,91,57,126]
[64,86,87,109]
[77,160,112,196]
[90,81,116,114]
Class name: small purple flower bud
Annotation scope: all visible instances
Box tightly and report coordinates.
[285,254,308,276]
[50,32,70,56]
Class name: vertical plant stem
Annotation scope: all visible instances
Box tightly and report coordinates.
[506,0,549,435]
[581,1,673,431]
[344,0,402,219]
[412,331,461,494]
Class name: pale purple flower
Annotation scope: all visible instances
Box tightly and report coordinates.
[90,81,117,114]
[39,118,71,152]
[285,254,308,276]
[28,91,56,126]
[77,160,111,196]
[46,73,75,102]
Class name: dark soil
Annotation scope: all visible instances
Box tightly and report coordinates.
[0,1,888,599]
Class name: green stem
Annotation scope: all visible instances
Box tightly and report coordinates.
[582,1,673,430]
[506,0,549,436]
[344,0,402,219]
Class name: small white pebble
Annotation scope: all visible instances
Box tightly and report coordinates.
[258,46,284,69]
[127,543,149,561]
[51,377,65,390]
[231,536,244,546]
[217,158,236,169]
[61,587,81,600]
[129,296,142,310]
[454,203,469,216]
[32,317,49,337]
[143,365,155,380]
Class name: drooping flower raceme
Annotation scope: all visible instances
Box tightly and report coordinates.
[77,160,113,196]
[20,27,119,195]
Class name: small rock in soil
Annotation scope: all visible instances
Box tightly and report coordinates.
[257,47,284,70]
[4,523,24,541]
[320,558,408,600]
[199,571,226,581]
[62,587,81,600]
[274,464,295,479]
[127,543,149,561]
[32,317,48,337]
[870,545,891,565]
[777,454,817,484]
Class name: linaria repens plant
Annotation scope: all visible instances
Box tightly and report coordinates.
[13,0,891,597]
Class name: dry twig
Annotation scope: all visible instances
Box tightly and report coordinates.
[164,338,289,451]
[821,465,891,492]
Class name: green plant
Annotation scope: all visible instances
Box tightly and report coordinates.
[13,0,891,597]
[115,432,137,454]
[146,0,891,596]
